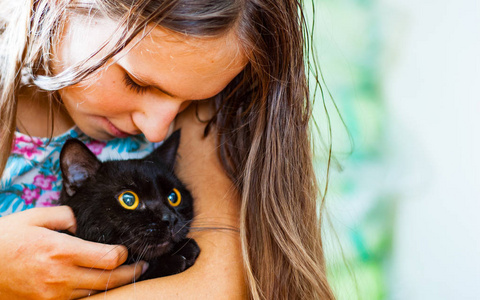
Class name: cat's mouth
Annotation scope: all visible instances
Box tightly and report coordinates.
[131,240,173,260]
[146,241,169,250]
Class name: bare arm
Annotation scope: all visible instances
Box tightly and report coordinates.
[87,102,246,299]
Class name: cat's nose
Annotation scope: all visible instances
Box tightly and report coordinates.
[161,214,178,230]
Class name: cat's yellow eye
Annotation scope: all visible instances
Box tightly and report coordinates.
[168,188,181,207]
[118,191,139,210]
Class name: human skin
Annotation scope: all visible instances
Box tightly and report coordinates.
[18,16,246,143]
[0,206,146,299]
[87,101,247,299]
[5,15,247,299]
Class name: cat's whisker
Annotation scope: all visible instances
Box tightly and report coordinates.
[131,250,146,287]
[118,236,135,250]
[104,265,115,295]
[191,215,240,223]
[138,241,149,261]
[58,132,200,284]
[188,226,240,233]
[186,219,240,233]
[174,220,193,236]
[170,237,194,256]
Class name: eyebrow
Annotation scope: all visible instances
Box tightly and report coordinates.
[127,70,177,98]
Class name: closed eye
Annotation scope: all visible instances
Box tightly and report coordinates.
[123,73,149,94]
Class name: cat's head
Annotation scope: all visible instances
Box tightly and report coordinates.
[59,130,194,260]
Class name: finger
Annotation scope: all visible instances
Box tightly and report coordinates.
[69,289,100,299]
[27,206,77,233]
[72,261,147,291]
[57,235,129,269]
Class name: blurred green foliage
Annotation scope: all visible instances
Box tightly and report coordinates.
[306,1,393,299]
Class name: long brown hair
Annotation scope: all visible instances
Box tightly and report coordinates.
[0,0,335,298]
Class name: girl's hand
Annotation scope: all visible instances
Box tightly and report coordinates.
[0,206,146,300]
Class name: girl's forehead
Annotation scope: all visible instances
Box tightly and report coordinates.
[62,15,247,70]
[57,16,248,101]
[117,26,248,100]
[129,25,246,70]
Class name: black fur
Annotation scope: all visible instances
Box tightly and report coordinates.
[59,130,200,280]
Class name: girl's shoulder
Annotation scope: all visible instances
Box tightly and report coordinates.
[0,127,155,217]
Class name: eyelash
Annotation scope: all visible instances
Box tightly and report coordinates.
[123,73,149,94]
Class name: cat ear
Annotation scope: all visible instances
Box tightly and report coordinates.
[146,129,181,170]
[60,139,101,196]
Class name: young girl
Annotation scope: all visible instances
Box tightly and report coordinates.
[0,0,335,299]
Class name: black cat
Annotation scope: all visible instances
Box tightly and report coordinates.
[59,130,200,280]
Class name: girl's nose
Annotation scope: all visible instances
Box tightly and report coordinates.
[131,99,182,143]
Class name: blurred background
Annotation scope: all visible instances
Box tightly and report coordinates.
[309,0,480,299]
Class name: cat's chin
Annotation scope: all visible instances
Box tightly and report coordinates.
[131,241,173,260]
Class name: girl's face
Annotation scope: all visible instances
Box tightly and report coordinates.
[54,17,247,142]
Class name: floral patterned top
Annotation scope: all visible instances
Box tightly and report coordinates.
[0,127,155,217]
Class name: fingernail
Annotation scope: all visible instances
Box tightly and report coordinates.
[141,262,149,275]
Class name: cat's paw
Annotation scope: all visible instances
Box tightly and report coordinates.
[140,239,200,280]
[173,239,200,269]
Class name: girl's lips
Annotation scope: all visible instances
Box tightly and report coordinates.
[104,119,131,138]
